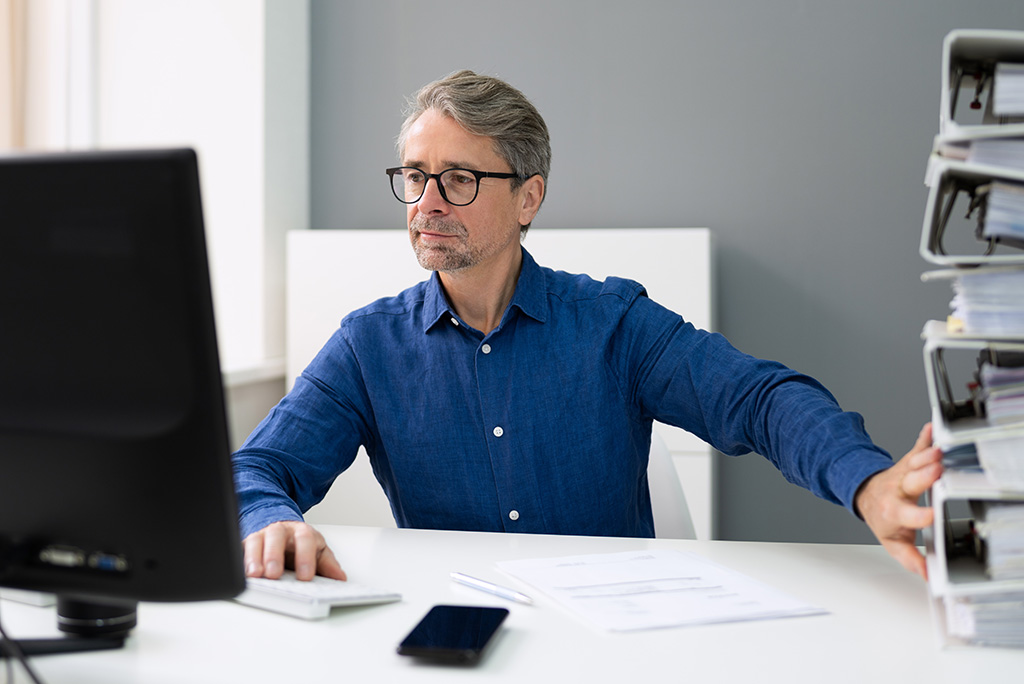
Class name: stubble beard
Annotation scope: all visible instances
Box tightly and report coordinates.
[410,215,476,273]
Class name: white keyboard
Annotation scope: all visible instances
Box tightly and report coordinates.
[235,571,401,620]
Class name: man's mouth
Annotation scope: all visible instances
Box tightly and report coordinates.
[412,217,466,241]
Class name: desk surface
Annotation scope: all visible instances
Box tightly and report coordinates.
[2,526,1022,683]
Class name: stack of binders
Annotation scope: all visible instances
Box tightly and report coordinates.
[920,29,1024,649]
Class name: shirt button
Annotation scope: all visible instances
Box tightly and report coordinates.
[481,343,492,354]
[509,510,520,521]
[492,426,504,437]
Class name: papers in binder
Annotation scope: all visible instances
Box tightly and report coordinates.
[979,361,1024,426]
[967,138,1024,173]
[497,549,826,632]
[945,592,1024,648]
[982,181,1024,243]
[974,500,1024,581]
[995,63,1024,118]
[977,433,1024,489]
[949,267,1024,335]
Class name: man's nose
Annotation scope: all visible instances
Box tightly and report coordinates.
[416,176,449,214]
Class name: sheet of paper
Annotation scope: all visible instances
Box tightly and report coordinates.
[498,549,827,632]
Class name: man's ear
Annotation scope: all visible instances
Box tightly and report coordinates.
[516,175,545,227]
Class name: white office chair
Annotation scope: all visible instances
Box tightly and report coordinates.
[302,430,697,539]
[648,430,696,539]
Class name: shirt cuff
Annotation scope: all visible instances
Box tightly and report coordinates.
[829,450,894,518]
[238,502,304,540]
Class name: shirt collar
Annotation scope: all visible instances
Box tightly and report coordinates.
[421,246,550,333]
[511,247,549,324]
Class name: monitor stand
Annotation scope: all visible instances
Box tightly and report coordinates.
[0,597,134,658]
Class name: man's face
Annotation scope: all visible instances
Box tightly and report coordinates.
[402,109,531,274]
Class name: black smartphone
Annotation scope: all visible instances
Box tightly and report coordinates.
[397,604,510,664]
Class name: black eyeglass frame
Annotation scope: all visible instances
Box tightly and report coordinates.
[385,166,526,207]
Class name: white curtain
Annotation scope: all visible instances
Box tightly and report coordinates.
[0,0,26,148]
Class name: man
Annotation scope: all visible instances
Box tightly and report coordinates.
[234,70,942,584]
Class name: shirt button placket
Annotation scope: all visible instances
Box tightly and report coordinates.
[478,336,517,529]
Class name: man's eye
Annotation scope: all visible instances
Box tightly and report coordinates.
[448,172,475,185]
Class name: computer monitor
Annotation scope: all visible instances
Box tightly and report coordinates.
[0,148,244,652]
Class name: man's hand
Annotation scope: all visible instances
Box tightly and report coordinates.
[856,423,944,579]
[242,520,347,581]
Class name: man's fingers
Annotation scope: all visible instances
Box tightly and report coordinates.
[291,525,318,580]
[894,498,934,530]
[260,523,289,579]
[899,457,943,498]
[911,423,933,453]
[316,545,347,581]
[241,521,348,581]
[883,539,929,580]
[242,531,265,577]
[905,443,943,471]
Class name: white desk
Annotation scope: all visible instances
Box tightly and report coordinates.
[2,526,1022,683]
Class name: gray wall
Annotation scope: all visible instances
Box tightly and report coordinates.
[309,1,1024,543]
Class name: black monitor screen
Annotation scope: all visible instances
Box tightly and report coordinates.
[0,149,243,612]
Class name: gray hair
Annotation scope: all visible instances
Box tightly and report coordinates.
[397,70,551,231]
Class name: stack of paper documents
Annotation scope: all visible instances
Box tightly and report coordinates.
[949,267,1024,335]
[995,63,1024,117]
[982,181,1024,244]
[968,139,1024,172]
[975,501,1024,581]
[498,549,825,632]
[946,592,1024,648]
[979,362,1024,426]
[976,435,1024,489]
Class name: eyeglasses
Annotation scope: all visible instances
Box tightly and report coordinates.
[386,167,524,207]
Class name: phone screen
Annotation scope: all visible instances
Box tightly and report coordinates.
[397,604,510,663]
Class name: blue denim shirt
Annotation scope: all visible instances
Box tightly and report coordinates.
[233,248,893,539]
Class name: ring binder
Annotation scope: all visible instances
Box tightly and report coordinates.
[921,159,1024,266]
[941,29,1024,134]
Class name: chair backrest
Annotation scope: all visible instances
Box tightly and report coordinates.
[287,228,709,538]
[648,430,696,539]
